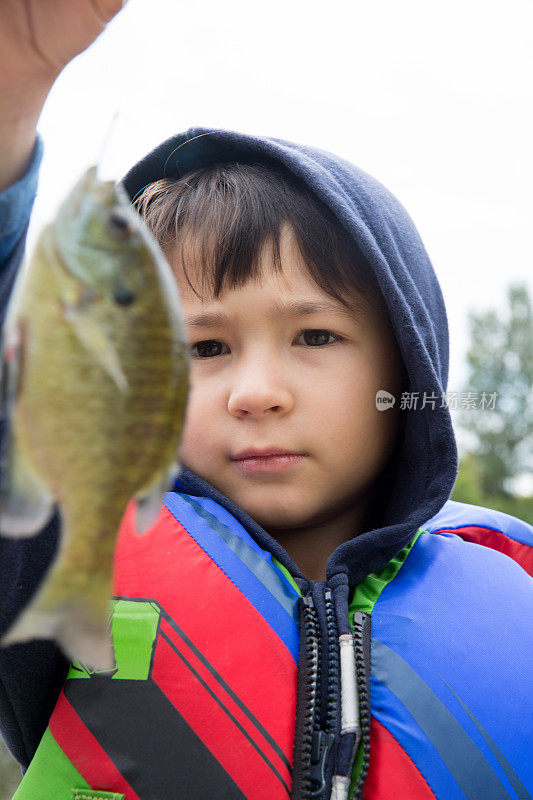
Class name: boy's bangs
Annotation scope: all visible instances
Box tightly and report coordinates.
[134,161,386,311]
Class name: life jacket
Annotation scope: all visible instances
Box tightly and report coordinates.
[12,495,533,800]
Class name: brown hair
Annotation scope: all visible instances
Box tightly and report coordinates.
[133,159,387,313]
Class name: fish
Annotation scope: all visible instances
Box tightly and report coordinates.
[0,166,189,670]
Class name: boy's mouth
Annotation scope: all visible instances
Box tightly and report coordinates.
[230,448,306,474]
[231,447,304,459]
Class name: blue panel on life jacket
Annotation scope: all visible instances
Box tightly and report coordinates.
[370,531,533,799]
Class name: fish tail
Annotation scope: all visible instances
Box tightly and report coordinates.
[1,571,115,671]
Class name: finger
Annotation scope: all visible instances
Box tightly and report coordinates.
[91,0,128,25]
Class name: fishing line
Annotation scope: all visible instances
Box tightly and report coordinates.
[162,131,227,177]
[96,111,121,181]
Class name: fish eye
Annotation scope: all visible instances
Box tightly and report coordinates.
[113,286,136,306]
[108,206,134,235]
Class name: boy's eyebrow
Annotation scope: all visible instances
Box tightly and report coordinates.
[186,299,359,328]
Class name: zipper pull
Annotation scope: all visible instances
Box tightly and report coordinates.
[308,729,335,797]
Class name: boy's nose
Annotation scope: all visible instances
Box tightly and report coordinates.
[227,362,294,420]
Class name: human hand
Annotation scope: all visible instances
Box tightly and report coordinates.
[0,0,126,89]
[0,0,127,192]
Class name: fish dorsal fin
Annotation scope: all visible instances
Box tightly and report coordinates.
[0,322,55,537]
[0,426,55,537]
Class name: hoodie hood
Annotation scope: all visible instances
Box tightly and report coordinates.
[122,126,458,587]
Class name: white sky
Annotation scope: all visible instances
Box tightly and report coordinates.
[30,0,533,431]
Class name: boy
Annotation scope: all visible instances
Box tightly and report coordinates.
[1,3,532,799]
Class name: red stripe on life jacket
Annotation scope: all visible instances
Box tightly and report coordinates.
[113,500,296,797]
[363,718,437,800]
[49,691,141,800]
[434,525,533,576]
[153,632,291,798]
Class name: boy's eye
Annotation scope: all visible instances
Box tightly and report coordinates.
[190,340,229,359]
[297,329,339,347]
[190,331,340,357]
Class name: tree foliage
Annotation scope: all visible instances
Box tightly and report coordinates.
[456,283,533,500]
[0,739,21,799]
[452,449,533,522]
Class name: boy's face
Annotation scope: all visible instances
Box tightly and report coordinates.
[171,225,406,537]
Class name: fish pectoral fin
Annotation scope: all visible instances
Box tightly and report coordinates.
[62,305,129,393]
[0,426,55,537]
[0,318,53,536]
[134,463,178,534]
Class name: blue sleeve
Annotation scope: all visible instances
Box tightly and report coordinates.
[0,135,43,267]
[0,135,44,330]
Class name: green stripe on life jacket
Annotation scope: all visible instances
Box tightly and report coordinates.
[12,728,90,800]
[68,598,161,681]
[349,530,423,616]
[12,599,157,800]
[71,792,125,800]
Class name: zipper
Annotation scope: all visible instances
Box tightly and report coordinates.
[348,611,371,800]
[297,594,320,798]
[323,589,339,734]
[292,587,339,800]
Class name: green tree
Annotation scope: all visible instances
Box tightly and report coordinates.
[452,447,533,522]
[457,283,533,499]
[0,738,21,799]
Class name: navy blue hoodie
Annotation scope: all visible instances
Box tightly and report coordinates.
[0,127,458,774]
